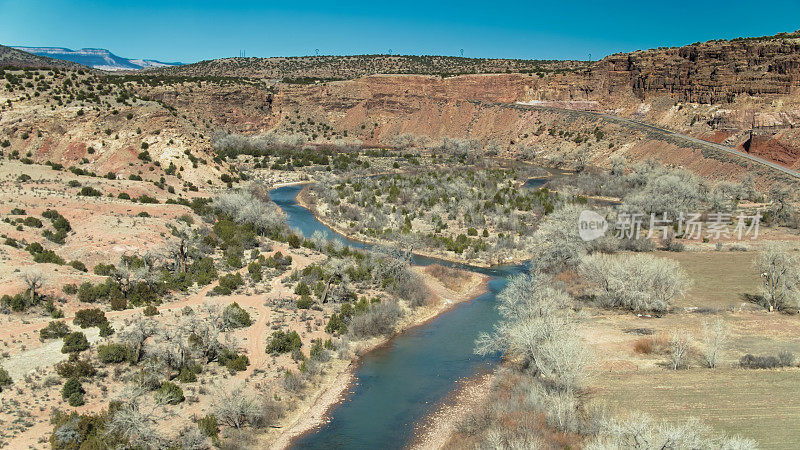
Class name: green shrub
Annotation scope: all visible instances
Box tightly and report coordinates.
[73,308,107,328]
[68,391,85,406]
[136,194,159,204]
[155,381,184,404]
[40,321,70,340]
[177,367,197,382]
[0,367,12,391]
[77,279,122,303]
[46,299,64,318]
[61,377,84,400]
[1,293,30,312]
[93,263,115,276]
[97,343,128,364]
[222,302,252,329]
[42,230,67,245]
[296,295,313,309]
[143,305,159,316]
[52,216,71,233]
[198,414,219,437]
[211,272,243,295]
[62,284,78,295]
[225,253,242,269]
[79,186,102,197]
[325,312,347,335]
[99,322,114,337]
[248,261,262,281]
[225,354,249,372]
[56,358,96,378]
[23,216,43,228]
[61,332,89,353]
[266,330,302,354]
[309,339,328,362]
[190,258,217,286]
[218,349,249,373]
[26,242,65,264]
[294,281,311,296]
[110,297,127,310]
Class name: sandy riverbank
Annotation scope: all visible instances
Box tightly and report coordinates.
[409,371,496,449]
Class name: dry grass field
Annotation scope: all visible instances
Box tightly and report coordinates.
[658,250,762,310]
[584,248,800,449]
[596,368,800,449]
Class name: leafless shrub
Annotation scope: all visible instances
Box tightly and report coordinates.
[529,205,590,273]
[282,370,304,393]
[348,301,403,338]
[585,413,756,449]
[212,383,264,430]
[701,318,728,368]
[579,253,691,312]
[621,167,703,218]
[670,330,692,370]
[106,399,167,448]
[212,187,286,236]
[475,274,591,393]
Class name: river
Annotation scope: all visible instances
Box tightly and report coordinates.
[270,183,528,449]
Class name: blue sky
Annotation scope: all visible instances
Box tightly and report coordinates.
[1,0,799,63]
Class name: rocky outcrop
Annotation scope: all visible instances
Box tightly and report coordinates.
[590,34,800,103]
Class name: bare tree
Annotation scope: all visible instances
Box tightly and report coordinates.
[212,187,285,236]
[146,326,190,380]
[212,383,263,430]
[670,330,692,370]
[107,406,161,445]
[529,205,590,273]
[168,225,199,273]
[476,273,591,392]
[702,318,728,369]
[107,390,169,448]
[186,306,222,363]
[755,242,800,312]
[621,167,703,218]
[119,315,156,363]
[21,271,43,303]
[390,133,417,149]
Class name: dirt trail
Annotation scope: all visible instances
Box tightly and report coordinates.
[242,268,292,375]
